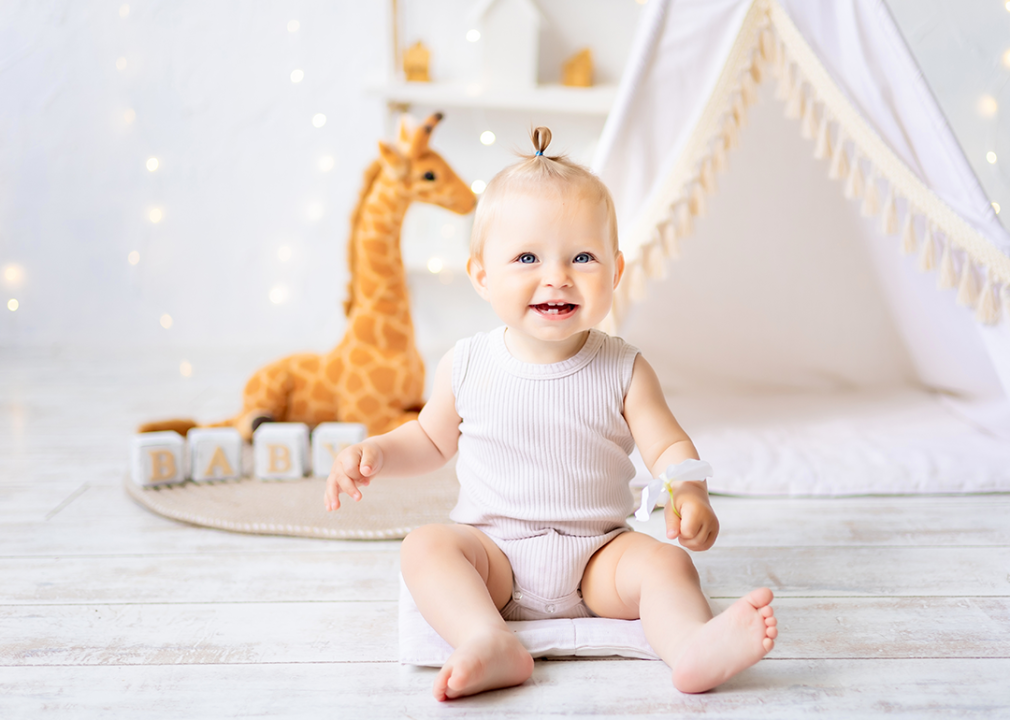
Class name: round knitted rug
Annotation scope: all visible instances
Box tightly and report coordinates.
[125,459,459,540]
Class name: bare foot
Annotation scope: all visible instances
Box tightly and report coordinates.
[671,587,777,694]
[432,627,534,702]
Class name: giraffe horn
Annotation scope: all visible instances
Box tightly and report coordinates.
[410,111,443,156]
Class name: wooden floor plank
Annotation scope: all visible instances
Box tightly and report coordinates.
[1,659,1008,719]
[2,546,1008,605]
[2,597,1008,667]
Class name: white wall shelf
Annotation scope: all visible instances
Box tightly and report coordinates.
[365,80,618,116]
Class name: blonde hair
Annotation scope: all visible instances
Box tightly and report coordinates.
[469,127,619,260]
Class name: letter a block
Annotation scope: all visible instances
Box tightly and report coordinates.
[188,428,243,482]
[311,422,367,477]
[253,423,309,480]
[131,431,187,487]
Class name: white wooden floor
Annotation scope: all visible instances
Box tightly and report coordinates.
[2,347,1009,719]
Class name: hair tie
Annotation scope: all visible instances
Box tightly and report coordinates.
[535,150,544,156]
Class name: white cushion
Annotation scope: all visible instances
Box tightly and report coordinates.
[398,575,660,667]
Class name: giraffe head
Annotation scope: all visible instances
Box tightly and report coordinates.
[377,113,476,215]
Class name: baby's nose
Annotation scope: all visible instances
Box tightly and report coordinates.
[542,262,572,286]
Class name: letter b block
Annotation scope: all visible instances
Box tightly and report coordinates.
[131,431,187,486]
[253,423,309,480]
[311,422,367,477]
[188,428,243,482]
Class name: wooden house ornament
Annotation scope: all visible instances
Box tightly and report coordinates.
[403,41,431,83]
[563,48,593,88]
[468,0,543,90]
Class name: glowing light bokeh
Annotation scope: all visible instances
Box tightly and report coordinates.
[471,179,487,194]
[149,208,163,223]
[7,299,18,312]
[312,113,326,128]
[269,285,288,304]
[427,257,444,274]
[978,95,998,118]
[1004,49,1010,69]
[128,251,140,265]
[3,264,24,285]
[290,69,304,83]
[146,157,159,172]
[318,155,335,172]
[278,245,292,261]
[987,151,998,164]
[124,108,136,124]
[116,57,127,71]
[287,19,300,32]
[466,29,481,42]
[480,131,496,145]
[160,314,173,329]
[119,4,129,17]
[180,360,193,378]
[994,202,1002,215]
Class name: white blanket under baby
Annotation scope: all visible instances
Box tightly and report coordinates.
[398,576,661,666]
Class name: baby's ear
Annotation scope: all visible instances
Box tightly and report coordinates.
[613,251,626,288]
[466,256,490,300]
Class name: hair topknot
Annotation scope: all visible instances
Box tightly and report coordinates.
[531,126,552,157]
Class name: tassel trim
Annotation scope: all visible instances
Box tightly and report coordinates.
[610,0,1010,332]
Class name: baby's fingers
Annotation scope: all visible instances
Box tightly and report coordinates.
[664,499,682,540]
[358,443,383,480]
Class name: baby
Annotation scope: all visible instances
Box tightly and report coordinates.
[325,127,776,701]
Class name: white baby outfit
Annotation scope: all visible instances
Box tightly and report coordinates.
[450,326,640,620]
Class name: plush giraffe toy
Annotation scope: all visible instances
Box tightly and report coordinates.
[140,112,475,439]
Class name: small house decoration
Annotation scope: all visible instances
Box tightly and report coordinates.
[562,48,593,87]
[403,41,431,82]
[468,0,543,90]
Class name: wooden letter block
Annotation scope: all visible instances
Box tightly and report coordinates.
[131,431,187,486]
[253,423,309,480]
[188,428,243,482]
[311,422,367,477]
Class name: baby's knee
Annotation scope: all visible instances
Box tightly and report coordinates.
[649,543,699,580]
[401,524,457,563]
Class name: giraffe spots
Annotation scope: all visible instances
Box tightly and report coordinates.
[369,260,394,278]
[353,316,377,344]
[364,240,388,258]
[369,367,396,394]
[383,324,408,352]
[311,382,335,404]
[291,400,308,417]
[297,356,320,373]
[346,372,364,393]
[357,395,380,416]
[358,277,378,298]
[350,347,372,366]
[324,358,344,383]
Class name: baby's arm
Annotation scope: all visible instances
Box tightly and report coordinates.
[324,349,461,511]
[623,355,719,550]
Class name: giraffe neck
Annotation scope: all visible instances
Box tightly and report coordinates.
[347,172,413,326]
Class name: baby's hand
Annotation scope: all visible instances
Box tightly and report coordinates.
[324,442,384,512]
[666,487,719,551]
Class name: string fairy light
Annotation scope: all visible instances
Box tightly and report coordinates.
[269,285,288,304]
[179,360,193,378]
[318,155,335,172]
[277,245,292,261]
[466,29,480,42]
[128,251,140,265]
[146,157,159,172]
[471,179,487,194]
[7,299,18,312]
[987,151,998,164]
[287,19,300,32]
[160,314,173,329]
[480,131,496,145]
[116,57,127,71]
[994,202,1002,215]
[149,208,163,223]
[124,108,136,124]
[3,264,24,286]
[119,4,129,18]
[312,113,326,128]
[427,257,444,274]
[290,69,304,83]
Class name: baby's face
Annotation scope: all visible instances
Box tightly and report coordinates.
[468,189,623,347]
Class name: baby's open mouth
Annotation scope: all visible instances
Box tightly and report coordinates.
[531,302,578,317]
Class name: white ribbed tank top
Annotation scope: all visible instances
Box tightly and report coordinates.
[450,326,639,541]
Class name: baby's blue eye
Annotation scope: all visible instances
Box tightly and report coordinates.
[517,253,537,264]
[573,252,594,263]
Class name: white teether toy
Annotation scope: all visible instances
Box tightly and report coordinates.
[635,459,713,522]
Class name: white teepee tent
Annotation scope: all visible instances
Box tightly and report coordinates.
[595,0,1010,495]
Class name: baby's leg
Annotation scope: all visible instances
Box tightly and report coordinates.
[400,524,533,701]
[581,532,777,694]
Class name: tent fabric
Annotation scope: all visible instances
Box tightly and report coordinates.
[593,0,1010,494]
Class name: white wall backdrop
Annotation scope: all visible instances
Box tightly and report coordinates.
[0,0,1007,362]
